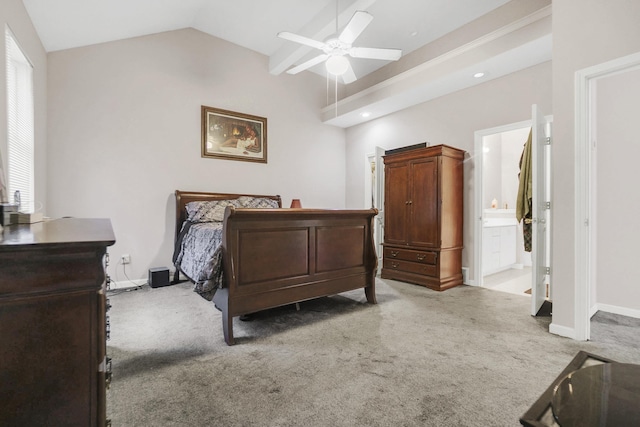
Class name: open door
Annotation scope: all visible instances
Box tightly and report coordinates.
[531,104,551,316]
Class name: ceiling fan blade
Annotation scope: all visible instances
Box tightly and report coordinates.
[286,54,329,74]
[339,11,373,45]
[341,61,357,84]
[350,47,402,61]
[277,32,326,50]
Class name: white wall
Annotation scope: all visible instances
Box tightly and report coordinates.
[0,0,47,208]
[46,28,346,281]
[595,68,640,312]
[482,133,502,209]
[500,127,528,210]
[345,61,552,279]
[551,0,640,331]
[482,127,528,211]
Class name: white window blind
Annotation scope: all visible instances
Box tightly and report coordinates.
[5,27,34,213]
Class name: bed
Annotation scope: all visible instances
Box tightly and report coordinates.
[173,190,378,345]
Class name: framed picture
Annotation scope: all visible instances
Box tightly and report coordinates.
[201,106,267,163]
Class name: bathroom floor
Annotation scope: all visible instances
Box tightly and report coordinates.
[483,267,532,296]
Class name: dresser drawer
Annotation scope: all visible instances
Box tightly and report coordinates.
[383,258,437,276]
[384,247,437,265]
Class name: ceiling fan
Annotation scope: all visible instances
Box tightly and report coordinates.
[278,9,402,84]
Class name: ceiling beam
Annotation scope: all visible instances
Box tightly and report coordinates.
[269,0,376,76]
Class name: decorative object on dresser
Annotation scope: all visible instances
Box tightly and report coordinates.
[0,218,115,427]
[381,144,465,291]
[173,190,379,345]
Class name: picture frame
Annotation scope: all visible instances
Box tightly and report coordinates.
[201,106,267,163]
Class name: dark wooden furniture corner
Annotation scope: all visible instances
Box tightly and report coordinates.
[0,218,115,427]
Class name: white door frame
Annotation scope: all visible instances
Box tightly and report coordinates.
[574,51,640,341]
[364,147,385,266]
[473,120,531,288]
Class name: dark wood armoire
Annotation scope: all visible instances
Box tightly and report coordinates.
[381,144,464,291]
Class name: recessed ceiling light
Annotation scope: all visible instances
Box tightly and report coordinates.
[473,72,486,78]
[361,112,371,118]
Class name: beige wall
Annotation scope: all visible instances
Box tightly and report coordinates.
[0,0,47,208]
[47,29,347,281]
[344,61,552,277]
[551,0,640,331]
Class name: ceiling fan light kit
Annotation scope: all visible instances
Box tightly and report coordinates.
[277,10,402,83]
[326,55,350,75]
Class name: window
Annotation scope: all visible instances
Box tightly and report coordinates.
[5,26,34,213]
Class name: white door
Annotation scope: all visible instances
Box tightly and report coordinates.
[531,104,551,316]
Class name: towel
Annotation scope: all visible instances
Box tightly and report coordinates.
[516,129,533,223]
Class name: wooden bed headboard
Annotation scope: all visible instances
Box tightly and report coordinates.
[174,190,282,240]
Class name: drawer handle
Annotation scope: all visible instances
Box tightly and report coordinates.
[105,356,113,389]
[391,262,399,269]
[416,254,426,261]
[390,250,399,258]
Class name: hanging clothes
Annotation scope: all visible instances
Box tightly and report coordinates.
[516,129,533,252]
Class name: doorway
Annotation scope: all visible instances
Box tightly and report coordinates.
[364,147,385,267]
[475,123,532,296]
[574,52,640,340]
[474,109,552,314]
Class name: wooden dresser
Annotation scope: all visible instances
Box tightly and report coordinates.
[0,218,115,427]
[381,144,464,291]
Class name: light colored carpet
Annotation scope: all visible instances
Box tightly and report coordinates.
[106,278,640,426]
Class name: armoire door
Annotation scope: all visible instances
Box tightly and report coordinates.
[384,162,410,245]
[409,157,439,247]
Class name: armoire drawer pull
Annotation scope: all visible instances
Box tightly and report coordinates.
[416,254,426,261]
[391,262,399,269]
[390,250,399,258]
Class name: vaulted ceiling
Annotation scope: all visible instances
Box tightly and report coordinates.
[21,0,551,127]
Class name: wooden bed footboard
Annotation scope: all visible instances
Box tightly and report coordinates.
[215,207,378,345]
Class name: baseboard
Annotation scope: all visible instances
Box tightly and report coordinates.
[549,322,577,340]
[108,279,147,290]
[594,303,640,320]
[589,304,598,319]
[461,267,469,284]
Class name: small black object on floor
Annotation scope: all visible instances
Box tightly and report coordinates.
[149,267,170,288]
[535,299,553,317]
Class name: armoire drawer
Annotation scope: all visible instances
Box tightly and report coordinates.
[383,258,437,276]
[384,247,437,265]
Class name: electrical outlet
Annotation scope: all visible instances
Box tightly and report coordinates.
[121,254,131,264]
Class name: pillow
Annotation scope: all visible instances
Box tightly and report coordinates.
[185,199,240,222]
[237,196,280,209]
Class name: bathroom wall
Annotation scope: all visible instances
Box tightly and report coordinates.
[482,127,529,210]
[482,127,531,267]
